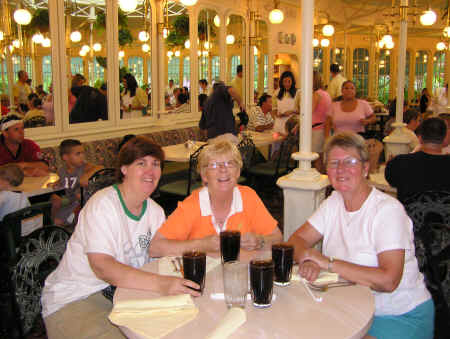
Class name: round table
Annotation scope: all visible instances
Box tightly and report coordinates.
[114,251,374,339]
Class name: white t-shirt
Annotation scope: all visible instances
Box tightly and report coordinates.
[41,185,166,317]
[308,188,430,316]
[0,191,31,235]
[402,127,419,152]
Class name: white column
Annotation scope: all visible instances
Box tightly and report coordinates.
[106,0,119,124]
[277,0,329,241]
[383,1,410,159]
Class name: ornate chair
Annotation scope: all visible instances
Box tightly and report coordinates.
[237,136,256,182]
[80,168,117,207]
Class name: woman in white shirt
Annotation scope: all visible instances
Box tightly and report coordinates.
[121,73,148,119]
[272,71,300,136]
[289,132,434,339]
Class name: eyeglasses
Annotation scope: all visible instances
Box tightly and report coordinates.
[327,157,362,169]
[205,160,238,170]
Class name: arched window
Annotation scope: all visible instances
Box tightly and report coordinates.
[128,56,144,86]
[199,56,208,81]
[71,57,83,75]
[414,51,428,98]
[378,50,391,104]
[313,47,323,74]
[12,55,20,82]
[330,47,345,81]
[352,48,369,98]
[168,57,180,86]
[42,56,52,92]
[433,51,446,93]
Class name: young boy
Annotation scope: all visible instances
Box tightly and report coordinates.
[51,139,103,226]
[0,164,37,235]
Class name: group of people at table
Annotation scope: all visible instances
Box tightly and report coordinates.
[1,63,447,339]
[37,133,434,339]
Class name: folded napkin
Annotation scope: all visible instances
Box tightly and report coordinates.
[109,294,198,339]
[205,307,246,339]
[158,256,221,277]
[291,267,339,284]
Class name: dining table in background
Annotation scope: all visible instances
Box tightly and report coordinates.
[114,250,375,339]
[369,165,397,197]
[15,173,60,200]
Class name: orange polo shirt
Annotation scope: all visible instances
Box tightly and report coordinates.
[158,185,277,240]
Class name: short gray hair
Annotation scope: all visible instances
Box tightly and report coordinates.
[198,140,243,174]
[324,132,369,165]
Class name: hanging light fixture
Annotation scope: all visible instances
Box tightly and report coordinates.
[226,34,235,44]
[269,0,284,24]
[382,34,393,44]
[254,46,259,55]
[443,26,450,37]
[322,24,335,37]
[436,42,447,51]
[213,15,230,27]
[142,43,150,52]
[167,51,173,57]
[81,45,90,52]
[12,39,20,48]
[197,50,202,56]
[119,50,125,58]
[420,9,437,26]
[42,38,51,47]
[70,31,82,42]
[385,40,394,49]
[32,33,44,44]
[79,49,87,57]
[312,38,319,47]
[174,50,181,57]
[118,0,137,13]
[204,41,210,50]
[184,39,190,49]
[14,8,32,25]
[180,0,198,6]
[320,38,330,47]
[202,50,208,56]
[138,31,149,42]
[93,43,102,52]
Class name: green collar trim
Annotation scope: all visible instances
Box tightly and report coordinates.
[113,184,147,221]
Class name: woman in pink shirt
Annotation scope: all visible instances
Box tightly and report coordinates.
[325,80,376,138]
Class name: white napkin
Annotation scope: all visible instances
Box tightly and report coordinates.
[291,267,339,284]
[205,307,246,339]
[109,294,198,339]
[158,256,221,277]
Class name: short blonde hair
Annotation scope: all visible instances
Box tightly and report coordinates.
[324,132,369,165]
[198,140,243,174]
[0,164,24,187]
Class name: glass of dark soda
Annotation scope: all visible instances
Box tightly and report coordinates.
[250,259,274,308]
[182,251,206,294]
[220,231,241,263]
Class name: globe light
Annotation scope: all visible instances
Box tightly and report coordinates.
[138,31,149,42]
[436,42,446,51]
[162,27,169,39]
[382,34,393,44]
[322,24,335,37]
[9,45,14,52]
[174,50,180,57]
[420,10,437,26]
[335,48,340,54]
[118,0,137,13]
[142,43,150,52]
[226,34,235,45]
[180,0,198,6]
[320,38,330,47]
[254,46,259,55]
[119,50,125,58]
[167,51,173,57]
[14,9,32,25]
[385,41,394,49]
[444,26,450,38]
[385,50,390,55]
[12,40,20,48]
[204,41,210,49]
[42,38,51,47]
[312,38,319,47]
[70,31,82,42]
[202,50,208,56]
[213,15,230,27]
[0,31,3,41]
[93,43,102,52]
[197,51,202,56]
[81,45,90,52]
[378,40,385,49]
[269,9,284,24]
[79,49,87,57]
[32,33,44,44]
[184,39,190,49]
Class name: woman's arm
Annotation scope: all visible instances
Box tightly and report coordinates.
[360,114,377,126]
[324,116,333,139]
[149,232,220,257]
[87,253,200,296]
[241,227,283,251]
[312,91,321,113]
[299,248,405,292]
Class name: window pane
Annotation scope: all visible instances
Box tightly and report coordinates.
[352,48,369,98]
[313,48,323,74]
[414,51,428,98]
[128,56,144,87]
[433,51,445,94]
[378,50,390,105]
[71,57,84,75]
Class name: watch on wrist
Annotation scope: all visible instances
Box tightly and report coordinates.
[327,256,334,272]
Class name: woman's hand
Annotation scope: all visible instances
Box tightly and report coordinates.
[298,248,328,270]
[241,232,262,251]
[158,276,201,297]
[201,234,220,252]
[298,260,321,282]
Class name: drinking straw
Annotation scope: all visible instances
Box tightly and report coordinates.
[301,278,323,303]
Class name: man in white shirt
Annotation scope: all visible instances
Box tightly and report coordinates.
[248,93,274,132]
[13,70,32,114]
[230,65,243,100]
[327,64,346,101]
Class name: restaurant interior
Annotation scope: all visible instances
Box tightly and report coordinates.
[0,0,449,338]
